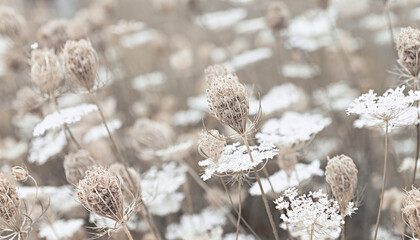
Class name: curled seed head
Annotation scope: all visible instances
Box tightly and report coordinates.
[325,155,358,212]
[11,166,28,182]
[265,1,290,33]
[205,65,249,135]
[129,118,175,152]
[109,163,141,200]
[63,149,95,185]
[396,27,420,77]
[30,48,63,97]
[0,6,26,40]
[198,129,226,163]
[62,39,99,92]
[36,19,70,52]
[0,173,20,222]
[77,167,124,221]
[403,187,420,235]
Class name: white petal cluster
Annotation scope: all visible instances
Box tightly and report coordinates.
[83,119,122,143]
[274,188,357,240]
[346,86,420,129]
[33,104,98,136]
[249,160,324,196]
[166,207,228,240]
[141,162,187,216]
[250,83,306,115]
[199,142,278,181]
[256,112,331,148]
[38,219,84,240]
[28,130,66,165]
[353,106,420,130]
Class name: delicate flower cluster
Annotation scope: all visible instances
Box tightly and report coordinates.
[199,142,278,181]
[83,119,122,143]
[205,65,250,135]
[396,27,420,78]
[30,48,63,97]
[109,163,142,201]
[0,173,19,222]
[29,130,67,165]
[346,86,420,129]
[33,104,98,136]
[198,129,226,163]
[274,188,357,240]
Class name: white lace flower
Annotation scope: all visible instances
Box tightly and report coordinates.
[274,188,357,240]
[346,86,420,129]
[141,162,187,216]
[33,104,98,136]
[250,83,306,115]
[256,112,331,149]
[353,107,420,130]
[28,130,66,165]
[198,142,278,181]
[249,160,324,196]
[83,119,122,143]
[166,207,228,240]
[38,219,84,240]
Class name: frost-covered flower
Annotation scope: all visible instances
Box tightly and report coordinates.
[83,119,122,143]
[166,207,228,240]
[33,104,98,136]
[38,219,84,240]
[141,162,187,216]
[199,142,278,181]
[346,86,420,129]
[249,160,324,195]
[28,130,66,165]
[274,188,357,240]
[256,112,331,150]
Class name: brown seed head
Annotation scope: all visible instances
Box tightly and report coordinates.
[0,173,20,222]
[62,39,99,92]
[265,1,290,33]
[205,65,249,135]
[36,19,70,52]
[198,129,226,163]
[0,6,26,40]
[325,155,358,212]
[396,27,420,77]
[64,150,95,185]
[129,118,175,152]
[77,167,124,221]
[109,163,141,200]
[11,166,28,182]
[403,187,420,235]
[30,48,63,97]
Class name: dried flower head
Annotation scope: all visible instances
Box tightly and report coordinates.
[36,19,70,52]
[11,166,28,182]
[63,149,95,185]
[0,6,26,40]
[77,167,129,225]
[265,1,290,33]
[396,27,420,78]
[30,48,64,97]
[205,65,254,136]
[62,39,99,92]
[325,155,358,213]
[129,118,175,153]
[402,187,420,236]
[14,86,44,114]
[109,163,141,201]
[198,129,226,163]
[0,173,20,222]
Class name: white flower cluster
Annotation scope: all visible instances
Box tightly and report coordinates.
[256,112,331,148]
[199,142,278,181]
[28,130,66,165]
[249,160,324,196]
[141,162,187,216]
[131,71,166,91]
[166,207,228,240]
[38,219,84,240]
[274,188,357,240]
[346,86,420,129]
[83,119,122,143]
[33,104,98,136]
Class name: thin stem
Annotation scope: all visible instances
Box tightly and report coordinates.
[341,214,345,240]
[310,223,314,240]
[262,167,275,194]
[220,178,262,240]
[242,137,280,240]
[384,1,395,50]
[236,183,242,240]
[121,222,134,240]
[28,175,39,199]
[374,121,389,240]
[139,208,161,240]
[143,204,163,240]
[413,96,420,185]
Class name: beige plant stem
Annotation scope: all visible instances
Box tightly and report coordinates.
[242,137,279,240]
[142,204,163,240]
[139,207,161,240]
[341,214,345,240]
[220,178,262,240]
[121,222,134,240]
[236,182,242,240]
[374,120,389,240]
[413,89,420,185]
